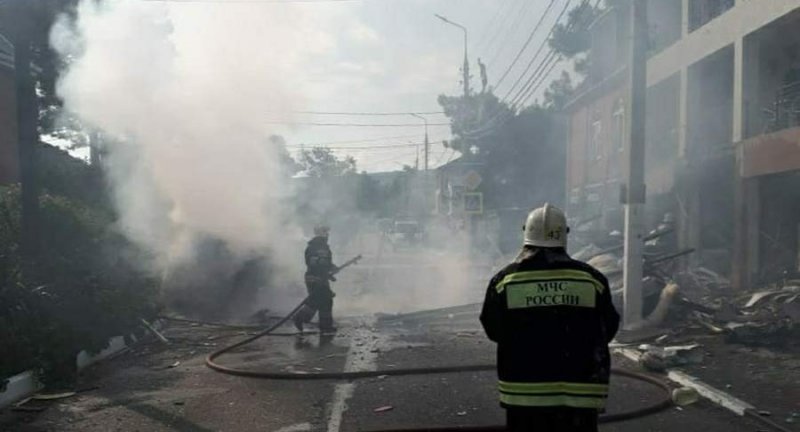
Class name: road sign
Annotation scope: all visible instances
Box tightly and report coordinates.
[464,192,483,214]
[463,170,482,191]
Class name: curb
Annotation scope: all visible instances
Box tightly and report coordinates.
[0,319,162,410]
[614,348,756,415]
[0,371,41,410]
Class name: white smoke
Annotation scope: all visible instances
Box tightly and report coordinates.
[49,0,497,317]
[49,0,345,307]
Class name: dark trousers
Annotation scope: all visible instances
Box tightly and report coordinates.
[296,276,334,329]
[506,407,598,432]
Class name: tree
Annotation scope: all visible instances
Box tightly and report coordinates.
[266,135,301,177]
[0,0,86,140]
[543,71,575,111]
[297,147,356,178]
[436,88,566,212]
[548,1,603,63]
[437,91,513,155]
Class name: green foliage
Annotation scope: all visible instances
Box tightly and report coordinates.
[298,147,357,178]
[0,185,157,386]
[548,1,603,59]
[543,71,575,111]
[437,89,566,211]
[0,0,90,144]
[437,92,512,154]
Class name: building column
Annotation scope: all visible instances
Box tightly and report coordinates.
[732,142,755,290]
[681,0,690,37]
[676,66,696,263]
[743,177,760,287]
[678,68,689,158]
[733,38,745,143]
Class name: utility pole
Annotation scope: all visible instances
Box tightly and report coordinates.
[461,34,470,97]
[622,1,648,329]
[9,1,41,258]
[435,14,470,96]
[410,113,429,170]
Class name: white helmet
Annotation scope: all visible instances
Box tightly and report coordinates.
[523,203,569,248]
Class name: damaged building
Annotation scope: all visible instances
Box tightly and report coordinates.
[565,0,800,289]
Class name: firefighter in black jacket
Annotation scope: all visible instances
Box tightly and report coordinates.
[294,225,338,334]
[480,203,620,432]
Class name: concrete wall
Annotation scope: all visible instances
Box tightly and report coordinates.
[566,82,628,227]
[648,0,800,87]
[645,73,680,194]
[648,0,682,55]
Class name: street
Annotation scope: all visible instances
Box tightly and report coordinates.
[0,303,775,432]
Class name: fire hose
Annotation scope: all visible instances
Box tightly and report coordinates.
[179,298,794,432]
[201,299,675,430]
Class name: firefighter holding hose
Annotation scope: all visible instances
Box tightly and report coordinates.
[480,203,620,432]
[294,224,338,334]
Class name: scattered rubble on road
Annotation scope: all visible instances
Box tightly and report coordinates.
[576,232,799,352]
[373,405,393,413]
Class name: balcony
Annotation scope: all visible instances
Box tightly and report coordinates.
[689,0,735,33]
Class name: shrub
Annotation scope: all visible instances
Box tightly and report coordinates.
[0,185,157,386]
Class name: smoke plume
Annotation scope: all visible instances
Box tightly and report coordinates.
[50,0,338,312]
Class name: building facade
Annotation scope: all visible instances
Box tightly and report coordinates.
[565,0,800,287]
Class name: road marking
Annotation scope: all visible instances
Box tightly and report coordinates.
[275,423,312,432]
[614,348,756,416]
[326,321,382,432]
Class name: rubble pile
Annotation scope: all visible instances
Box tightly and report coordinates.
[574,230,799,351]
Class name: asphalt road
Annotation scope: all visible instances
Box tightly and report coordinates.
[1,301,780,432]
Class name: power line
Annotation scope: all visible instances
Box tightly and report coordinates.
[473,1,512,54]
[360,149,419,167]
[287,135,449,150]
[506,0,597,108]
[466,3,572,136]
[466,0,599,140]
[142,0,358,3]
[493,0,557,89]
[479,0,524,63]
[499,0,572,101]
[264,121,450,127]
[290,110,445,116]
[486,0,539,69]
[288,133,425,146]
[288,143,417,151]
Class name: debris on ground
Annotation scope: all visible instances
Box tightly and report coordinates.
[671,387,700,406]
[578,228,799,350]
[373,405,393,413]
[30,392,77,401]
[637,344,704,372]
[140,318,170,344]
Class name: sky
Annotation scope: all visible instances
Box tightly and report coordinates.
[61,0,568,173]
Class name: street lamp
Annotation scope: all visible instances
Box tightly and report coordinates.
[435,13,470,97]
[409,113,429,171]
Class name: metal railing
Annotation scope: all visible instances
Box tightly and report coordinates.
[762,80,800,134]
[0,33,13,70]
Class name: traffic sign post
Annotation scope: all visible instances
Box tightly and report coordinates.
[464,192,483,214]
[463,170,482,191]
